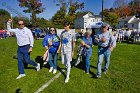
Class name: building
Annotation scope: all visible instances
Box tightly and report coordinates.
[117,15,140,30]
[74,12,102,29]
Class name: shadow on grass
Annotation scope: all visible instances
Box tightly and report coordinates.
[57,66,66,78]
[15,88,22,93]
[73,58,97,77]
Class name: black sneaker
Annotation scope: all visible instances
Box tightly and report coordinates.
[103,69,107,74]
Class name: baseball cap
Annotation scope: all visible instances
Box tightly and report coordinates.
[102,23,108,28]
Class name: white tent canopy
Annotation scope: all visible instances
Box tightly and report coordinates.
[87,21,111,28]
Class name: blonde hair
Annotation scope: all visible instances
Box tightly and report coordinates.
[85,31,92,35]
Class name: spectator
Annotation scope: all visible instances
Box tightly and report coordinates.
[94,23,116,78]
[81,31,93,74]
[42,27,60,74]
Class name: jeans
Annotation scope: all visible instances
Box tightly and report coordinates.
[17,44,37,74]
[97,47,111,76]
[48,52,58,69]
[82,50,92,73]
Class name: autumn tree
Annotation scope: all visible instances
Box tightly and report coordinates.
[18,0,45,27]
[129,0,140,15]
[112,0,132,17]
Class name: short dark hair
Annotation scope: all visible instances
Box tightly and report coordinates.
[63,20,70,26]
[18,20,26,25]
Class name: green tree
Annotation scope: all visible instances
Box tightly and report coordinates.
[18,0,45,27]
[0,9,10,29]
[36,17,54,28]
[52,0,84,28]
[51,6,66,28]
[104,13,118,26]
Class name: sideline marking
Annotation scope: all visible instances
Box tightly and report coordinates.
[34,69,65,93]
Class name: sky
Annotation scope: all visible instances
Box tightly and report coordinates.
[0,0,115,20]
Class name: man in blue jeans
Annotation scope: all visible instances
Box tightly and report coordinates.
[7,19,40,79]
[95,23,116,78]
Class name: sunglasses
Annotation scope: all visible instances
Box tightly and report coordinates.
[50,30,55,31]
[18,24,24,25]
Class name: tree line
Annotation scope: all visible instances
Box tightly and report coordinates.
[0,0,139,29]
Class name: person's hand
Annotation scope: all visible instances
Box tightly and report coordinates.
[81,41,85,46]
[101,37,106,42]
[57,50,60,53]
[28,47,32,53]
[48,41,52,46]
[45,46,48,50]
[109,46,114,51]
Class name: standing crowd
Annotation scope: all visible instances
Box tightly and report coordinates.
[7,19,116,83]
[115,29,140,43]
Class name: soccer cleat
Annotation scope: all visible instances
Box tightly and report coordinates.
[16,74,26,79]
[36,63,40,71]
[65,77,69,83]
[49,67,53,72]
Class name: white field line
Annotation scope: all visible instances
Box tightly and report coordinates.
[34,69,65,93]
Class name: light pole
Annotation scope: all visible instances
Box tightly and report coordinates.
[10,14,13,29]
[102,0,104,22]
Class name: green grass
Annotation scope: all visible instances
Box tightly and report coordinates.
[0,37,140,93]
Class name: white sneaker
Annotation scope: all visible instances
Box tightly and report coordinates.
[65,77,69,83]
[53,69,57,74]
[16,74,26,79]
[49,67,53,72]
[36,63,40,71]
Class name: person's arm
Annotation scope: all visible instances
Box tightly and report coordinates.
[72,33,76,52]
[28,29,34,47]
[84,43,90,48]
[82,38,92,49]
[7,19,17,32]
[42,35,49,49]
[57,42,61,53]
[27,29,34,52]
[109,33,116,51]
[57,34,62,53]
[110,36,116,48]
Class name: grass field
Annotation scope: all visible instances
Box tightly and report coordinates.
[0,37,140,93]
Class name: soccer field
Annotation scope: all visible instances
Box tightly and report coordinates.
[0,37,140,93]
